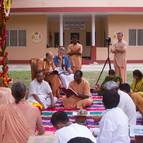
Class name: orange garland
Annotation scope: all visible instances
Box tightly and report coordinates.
[0,0,12,87]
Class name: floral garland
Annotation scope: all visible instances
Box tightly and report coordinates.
[0,0,12,87]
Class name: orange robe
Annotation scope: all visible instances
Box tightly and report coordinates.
[16,101,44,135]
[30,58,44,80]
[130,92,143,114]
[67,43,83,73]
[0,87,14,105]
[63,78,92,109]
[44,60,61,98]
[111,40,127,83]
[0,104,33,143]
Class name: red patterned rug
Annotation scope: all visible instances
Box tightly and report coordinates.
[42,93,105,132]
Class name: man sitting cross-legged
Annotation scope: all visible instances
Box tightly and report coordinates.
[51,111,96,143]
[62,70,92,109]
[28,70,57,109]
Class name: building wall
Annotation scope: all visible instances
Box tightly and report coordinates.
[47,15,106,58]
[7,15,59,61]
[109,15,143,61]
[12,0,143,8]
[6,15,143,62]
[96,15,143,61]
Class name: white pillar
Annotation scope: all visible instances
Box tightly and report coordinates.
[59,14,63,47]
[91,14,95,46]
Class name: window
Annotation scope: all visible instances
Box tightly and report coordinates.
[54,32,59,47]
[129,29,136,46]
[129,29,143,46]
[137,29,143,46]
[54,32,64,47]
[7,29,26,47]
[19,30,26,46]
[86,32,91,46]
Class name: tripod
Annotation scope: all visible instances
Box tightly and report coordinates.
[96,41,112,85]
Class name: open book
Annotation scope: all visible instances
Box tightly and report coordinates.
[60,87,79,98]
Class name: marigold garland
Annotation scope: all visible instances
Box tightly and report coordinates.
[0,0,12,87]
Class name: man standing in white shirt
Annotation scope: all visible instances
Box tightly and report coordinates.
[97,90,130,143]
[103,81,136,125]
[28,70,57,109]
[51,111,96,143]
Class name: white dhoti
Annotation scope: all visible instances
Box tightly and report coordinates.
[59,74,74,88]
[28,95,57,109]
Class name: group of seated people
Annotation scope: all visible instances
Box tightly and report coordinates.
[1,58,143,143]
[30,46,92,110]
[0,80,132,143]
[28,69,92,110]
[31,47,74,98]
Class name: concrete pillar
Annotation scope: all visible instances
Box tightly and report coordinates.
[59,14,63,47]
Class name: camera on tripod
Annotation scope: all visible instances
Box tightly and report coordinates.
[105,37,111,46]
[96,36,112,84]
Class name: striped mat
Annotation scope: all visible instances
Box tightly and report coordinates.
[42,93,105,132]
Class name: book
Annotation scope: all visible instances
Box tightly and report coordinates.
[60,87,79,98]
[129,125,143,137]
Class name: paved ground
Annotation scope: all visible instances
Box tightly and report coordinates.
[2,63,143,72]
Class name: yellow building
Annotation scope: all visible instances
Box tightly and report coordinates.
[7,0,143,63]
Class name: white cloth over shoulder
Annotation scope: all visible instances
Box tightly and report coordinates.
[54,67,74,88]
[28,79,57,108]
[54,123,96,143]
[97,107,130,143]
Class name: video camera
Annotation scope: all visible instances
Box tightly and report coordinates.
[105,37,111,46]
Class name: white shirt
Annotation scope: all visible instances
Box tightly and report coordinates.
[55,123,96,143]
[97,107,130,143]
[118,90,136,125]
[28,79,52,108]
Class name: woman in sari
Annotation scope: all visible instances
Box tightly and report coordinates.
[131,70,143,96]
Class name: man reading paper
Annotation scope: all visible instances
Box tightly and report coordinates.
[62,70,93,109]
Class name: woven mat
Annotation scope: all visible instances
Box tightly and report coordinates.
[42,93,105,132]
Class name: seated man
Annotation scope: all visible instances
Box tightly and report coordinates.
[54,47,74,88]
[95,69,122,92]
[68,137,94,143]
[62,70,92,109]
[28,70,57,109]
[103,81,136,125]
[51,111,97,143]
[102,69,122,85]
[97,90,130,143]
